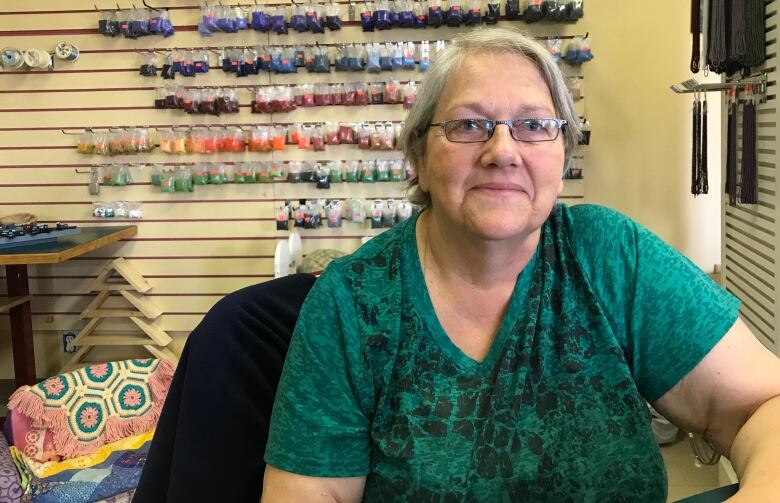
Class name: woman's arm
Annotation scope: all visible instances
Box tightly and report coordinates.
[652,317,780,501]
[261,464,366,503]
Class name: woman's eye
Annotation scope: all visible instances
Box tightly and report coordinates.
[460,119,481,130]
[524,120,544,131]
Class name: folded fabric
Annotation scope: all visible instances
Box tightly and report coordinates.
[8,359,173,461]
[27,437,152,503]
[15,430,154,480]
[0,432,24,503]
[6,411,58,463]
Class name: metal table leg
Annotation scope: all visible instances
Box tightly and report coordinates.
[5,265,36,386]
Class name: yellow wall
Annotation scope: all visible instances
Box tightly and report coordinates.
[0,1,718,380]
[582,1,722,272]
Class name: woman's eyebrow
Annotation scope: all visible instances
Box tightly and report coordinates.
[445,103,555,117]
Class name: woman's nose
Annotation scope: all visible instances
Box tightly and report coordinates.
[481,123,522,168]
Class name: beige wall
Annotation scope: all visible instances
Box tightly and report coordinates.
[582,1,722,272]
[0,1,721,380]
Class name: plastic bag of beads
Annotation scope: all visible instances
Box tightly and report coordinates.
[270,162,284,179]
[325,122,340,145]
[384,80,402,104]
[419,41,430,71]
[272,126,287,151]
[312,126,326,151]
[373,0,391,28]
[98,10,116,36]
[345,161,360,183]
[358,127,372,150]
[348,44,365,71]
[334,45,348,71]
[413,0,428,27]
[182,88,199,114]
[428,0,444,26]
[174,167,194,192]
[330,83,344,105]
[541,0,565,21]
[370,83,385,104]
[209,163,228,184]
[375,160,390,182]
[402,42,416,69]
[361,2,375,31]
[446,0,463,25]
[325,3,342,30]
[328,161,343,183]
[379,43,393,71]
[290,4,308,32]
[236,6,249,30]
[361,162,376,184]
[77,130,95,154]
[287,161,302,183]
[192,163,209,185]
[248,126,271,152]
[390,42,403,69]
[251,5,271,31]
[201,4,218,32]
[565,0,584,20]
[505,0,521,19]
[276,204,290,230]
[366,43,381,73]
[465,0,481,24]
[314,83,332,106]
[316,164,330,189]
[339,122,355,144]
[402,81,417,109]
[522,0,543,21]
[326,200,343,227]
[233,162,250,184]
[255,161,272,183]
[396,0,414,26]
[139,51,157,76]
[271,6,288,34]
[312,46,330,73]
[306,3,325,33]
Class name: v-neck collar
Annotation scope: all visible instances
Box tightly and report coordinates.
[402,211,540,373]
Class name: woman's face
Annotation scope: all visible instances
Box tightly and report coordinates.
[419,52,566,242]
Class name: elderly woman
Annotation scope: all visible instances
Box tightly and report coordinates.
[262,28,780,502]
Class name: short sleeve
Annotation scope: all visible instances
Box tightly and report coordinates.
[566,205,741,403]
[264,265,371,477]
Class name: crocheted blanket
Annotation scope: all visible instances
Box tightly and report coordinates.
[8,358,173,460]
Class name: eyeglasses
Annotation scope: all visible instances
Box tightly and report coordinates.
[429,118,567,143]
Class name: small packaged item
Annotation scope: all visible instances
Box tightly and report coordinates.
[466,0,481,25]
[256,161,272,183]
[382,199,397,227]
[306,3,325,33]
[77,129,95,154]
[373,0,391,29]
[234,162,250,184]
[325,123,340,145]
[290,4,308,32]
[346,161,360,183]
[565,0,584,21]
[376,160,390,182]
[316,164,330,189]
[350,198,366,222]
[446,0,463,26]
[328,161,343,183]
[397,199,413,222]
[312,126,326,151]
[209,163,228,184]
[384,80,402,104]
[370,199,383,228]
[339,122,355,143]
[272,126,287,151]
[251,5,272,31]
[506,0,521,19]
[428,0,444,26]
[522,0,543,21]
[287,161,302,183]
[325,3,342,30]
[327,200,343,227]
[402,81,417,109]
[139,51,157,76]
[276,204,290,230]
[193,163,210,185]
[361,2,375,31]
[370,83,384,104]
[270,5,288,34]
[362,160,376,182]
[413,1,428,28]
[419,41,430,71]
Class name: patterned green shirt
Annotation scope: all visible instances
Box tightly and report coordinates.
[266,203,739,502]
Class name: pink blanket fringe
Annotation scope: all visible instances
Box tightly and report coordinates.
[8,360,174,460]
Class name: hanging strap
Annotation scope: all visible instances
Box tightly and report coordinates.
[700,95,709,194]
[725,89,738,205]
[740,88,757,203]
[691,0,701,73]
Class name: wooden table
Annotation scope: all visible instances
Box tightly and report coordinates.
[0,226,137,387]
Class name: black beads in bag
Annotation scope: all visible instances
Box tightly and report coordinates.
[523,0,543,22]
[505,0,521,20]
[484,1,499,23]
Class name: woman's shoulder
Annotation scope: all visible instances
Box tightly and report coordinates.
[556,203,638,243]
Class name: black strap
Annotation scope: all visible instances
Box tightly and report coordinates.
[691,0,701,73]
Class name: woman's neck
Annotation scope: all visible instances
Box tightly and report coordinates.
[418,209,540,291]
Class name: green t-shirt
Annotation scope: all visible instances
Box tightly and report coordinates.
[265,203,739,502]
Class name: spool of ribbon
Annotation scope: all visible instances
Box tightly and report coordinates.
[23,49,52,69]
[2,47,24,68]
[54,42,80,62]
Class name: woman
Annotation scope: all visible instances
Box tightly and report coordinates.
[262,28,780,501]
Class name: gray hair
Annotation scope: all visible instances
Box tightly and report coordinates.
[399,27,581,208]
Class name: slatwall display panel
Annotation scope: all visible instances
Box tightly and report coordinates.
[722,0,779,354]
[0,1,589,367]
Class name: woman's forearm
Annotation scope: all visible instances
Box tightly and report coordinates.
[728,394,780,501]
